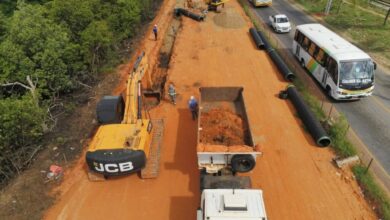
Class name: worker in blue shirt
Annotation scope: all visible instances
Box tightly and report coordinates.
[188,96,198,120]
[153,24,158,41]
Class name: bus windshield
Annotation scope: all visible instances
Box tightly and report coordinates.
[339,60,374,87]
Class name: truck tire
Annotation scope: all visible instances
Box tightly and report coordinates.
[96,96,124,124]
[231,155,256,173]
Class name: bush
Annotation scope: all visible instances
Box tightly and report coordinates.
[0,95,46,184]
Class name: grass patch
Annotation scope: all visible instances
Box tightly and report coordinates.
[294,79,327,120]
[295,0,390,63]
[328,114,357,157]
[353,165,390,219]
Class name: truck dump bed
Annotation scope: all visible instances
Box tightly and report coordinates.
[197,87,261,173]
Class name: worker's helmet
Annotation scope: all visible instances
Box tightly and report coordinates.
[190,96,195,100]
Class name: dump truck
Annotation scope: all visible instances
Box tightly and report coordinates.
[85,52,164,180]
[196,87,267,219]
[197,87,261,174]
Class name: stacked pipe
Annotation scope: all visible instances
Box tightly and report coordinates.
[285,85,331,147]
[249,28,265,49]
[254,29,295,81]
[174,8,204,22]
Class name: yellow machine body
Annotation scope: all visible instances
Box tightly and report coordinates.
[87,120,152,157]
[86,52,160,178]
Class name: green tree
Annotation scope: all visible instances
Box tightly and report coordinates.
[0,3,74,96]
[108,0,141,41]
[81,20,114,72]
[47,0,96,41]
[0,95,45,182]
[0,12,8,39]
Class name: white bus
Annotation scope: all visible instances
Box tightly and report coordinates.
[293,23,376,100]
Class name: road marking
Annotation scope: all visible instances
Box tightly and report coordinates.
[372,96,390,115]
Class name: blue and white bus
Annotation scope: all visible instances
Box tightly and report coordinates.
[293,23,376,100]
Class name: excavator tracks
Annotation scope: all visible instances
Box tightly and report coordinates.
[141,119,164,179]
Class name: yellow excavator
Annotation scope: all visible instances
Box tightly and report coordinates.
[86,52,164,180]
[204,0,229,11]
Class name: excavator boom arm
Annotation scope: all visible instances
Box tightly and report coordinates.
[122,52,148,124]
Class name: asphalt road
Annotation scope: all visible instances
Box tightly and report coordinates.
[251,0,390,174]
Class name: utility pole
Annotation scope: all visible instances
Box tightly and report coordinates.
[325,0,333,15]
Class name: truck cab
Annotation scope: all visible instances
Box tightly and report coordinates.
[197,189,267,220]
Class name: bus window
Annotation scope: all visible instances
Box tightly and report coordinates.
[295,31,304,45]
[323,53,329,66]
[313,47,320,58]
[302,37,310,50]
[308,42,317,56]
[326,57,338,83]
[316,49,325,65]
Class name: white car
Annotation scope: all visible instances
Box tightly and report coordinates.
[269,14,291,33]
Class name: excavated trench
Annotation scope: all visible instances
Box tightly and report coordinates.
[144,15,182,108]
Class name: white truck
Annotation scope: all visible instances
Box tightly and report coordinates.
[268,14,292,33]
[196,87,267,220]
[197,87,262,174]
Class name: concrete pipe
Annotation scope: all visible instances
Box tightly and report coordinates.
[286,86,331,147]
[249,28,265,49]
[268,50,295,81]
[174,8,204,22]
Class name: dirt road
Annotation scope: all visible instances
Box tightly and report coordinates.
[45,0,376,219]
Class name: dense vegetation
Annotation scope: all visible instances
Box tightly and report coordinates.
[0,0,160,185]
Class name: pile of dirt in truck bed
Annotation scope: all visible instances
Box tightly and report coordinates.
[197,143,256,152]
[200,107,247,146]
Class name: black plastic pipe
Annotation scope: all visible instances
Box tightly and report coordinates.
[268,50,295,81]
[174,8,204,22]
[286,86,331,147]
[249,28,264,49]
[257,31,273,52]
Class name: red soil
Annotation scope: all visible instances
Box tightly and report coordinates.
[43,1,377,220]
